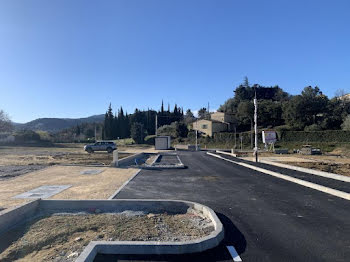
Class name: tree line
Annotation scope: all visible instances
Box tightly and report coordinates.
[102,101,185,143]
[219,77,350,132]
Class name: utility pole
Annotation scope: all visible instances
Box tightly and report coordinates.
[95,125,97,141]
[234,126,237,149]
[155,114,158,136]
[254,87,258,162]
[195,118,198,151]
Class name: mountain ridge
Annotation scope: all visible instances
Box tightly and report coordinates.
[13,114,105,133]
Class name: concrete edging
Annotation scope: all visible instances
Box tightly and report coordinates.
[142,154,185,169]
[0,199,40,234]
[0,199,224,262]
[257,159,350,183]
[215,150,350,183]
[216,150,237,157]
[116,152,145,167]
[149,154,161,166]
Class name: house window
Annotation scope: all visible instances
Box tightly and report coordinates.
[201,124,208,129]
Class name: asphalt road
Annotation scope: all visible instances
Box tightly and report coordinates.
[102,151,350,262]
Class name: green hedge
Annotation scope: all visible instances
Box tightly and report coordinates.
[279,130,350,143]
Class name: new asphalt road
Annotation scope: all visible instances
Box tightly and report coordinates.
[98,151,350,262]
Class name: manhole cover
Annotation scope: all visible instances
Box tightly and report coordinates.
[80,169,103,175]
[13,185,71,199]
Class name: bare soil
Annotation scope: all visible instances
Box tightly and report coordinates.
[0,211,214,262]
[0,144,129,180]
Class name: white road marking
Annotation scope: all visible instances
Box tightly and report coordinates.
[227,246,242,261]
[207,152,350,201]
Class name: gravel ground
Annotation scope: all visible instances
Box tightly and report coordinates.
[0,210,214,262]
[0,165,48,180]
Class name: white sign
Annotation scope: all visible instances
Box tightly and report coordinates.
[262,131,277,144]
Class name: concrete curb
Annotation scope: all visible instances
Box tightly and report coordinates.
[216,150,237,157]
[142,154,185,169]
[257,159,350,183]
[207,152,350,201]
[215,150,350,183]
[141,164,185,170]
[0,199,224,262]
[117,152,145,167]
[149,154,161,166]
[0,199,40,234]
[108,169,142,199]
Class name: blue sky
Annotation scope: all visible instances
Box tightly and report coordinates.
[1,0,349,123]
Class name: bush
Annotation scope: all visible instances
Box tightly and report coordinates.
[157,123,177,137]
[14,130,41,143]
[144,135,156,145]
[304,124,322,131]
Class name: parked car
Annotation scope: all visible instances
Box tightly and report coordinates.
[298,145,322,155]
[84,141,117,153]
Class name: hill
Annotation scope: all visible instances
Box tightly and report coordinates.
[14,114,104,133]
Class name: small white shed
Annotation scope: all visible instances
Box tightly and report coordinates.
[155,136,171,150]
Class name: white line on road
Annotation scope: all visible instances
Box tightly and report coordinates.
[207,152,350,201]
[227,246,242,261]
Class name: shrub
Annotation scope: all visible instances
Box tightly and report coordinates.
[144,135,156,145]
[14,130,41,143]
[341,115,350,131]
[279,130,350,143]
[304,124,322,131]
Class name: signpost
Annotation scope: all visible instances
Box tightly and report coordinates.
[262,130,277,151]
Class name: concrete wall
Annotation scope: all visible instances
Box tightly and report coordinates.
[0,199,40,234]
[210,112,236,123]
[193,118,231,137]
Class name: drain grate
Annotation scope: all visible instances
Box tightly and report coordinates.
[13,185,71,199]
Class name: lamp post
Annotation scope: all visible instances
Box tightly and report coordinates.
[254,86,258,162]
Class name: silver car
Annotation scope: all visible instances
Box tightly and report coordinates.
[84,141,117,153]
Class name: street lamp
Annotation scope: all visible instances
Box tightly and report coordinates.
[254,85,258,162]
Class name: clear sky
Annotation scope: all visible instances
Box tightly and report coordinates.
[1,0,349,123]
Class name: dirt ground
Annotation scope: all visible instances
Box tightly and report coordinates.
[0,166,138,210]
[0,144,130,179]
[0,144,115,166]
[280,161,350,177]
[0,211,214,262]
